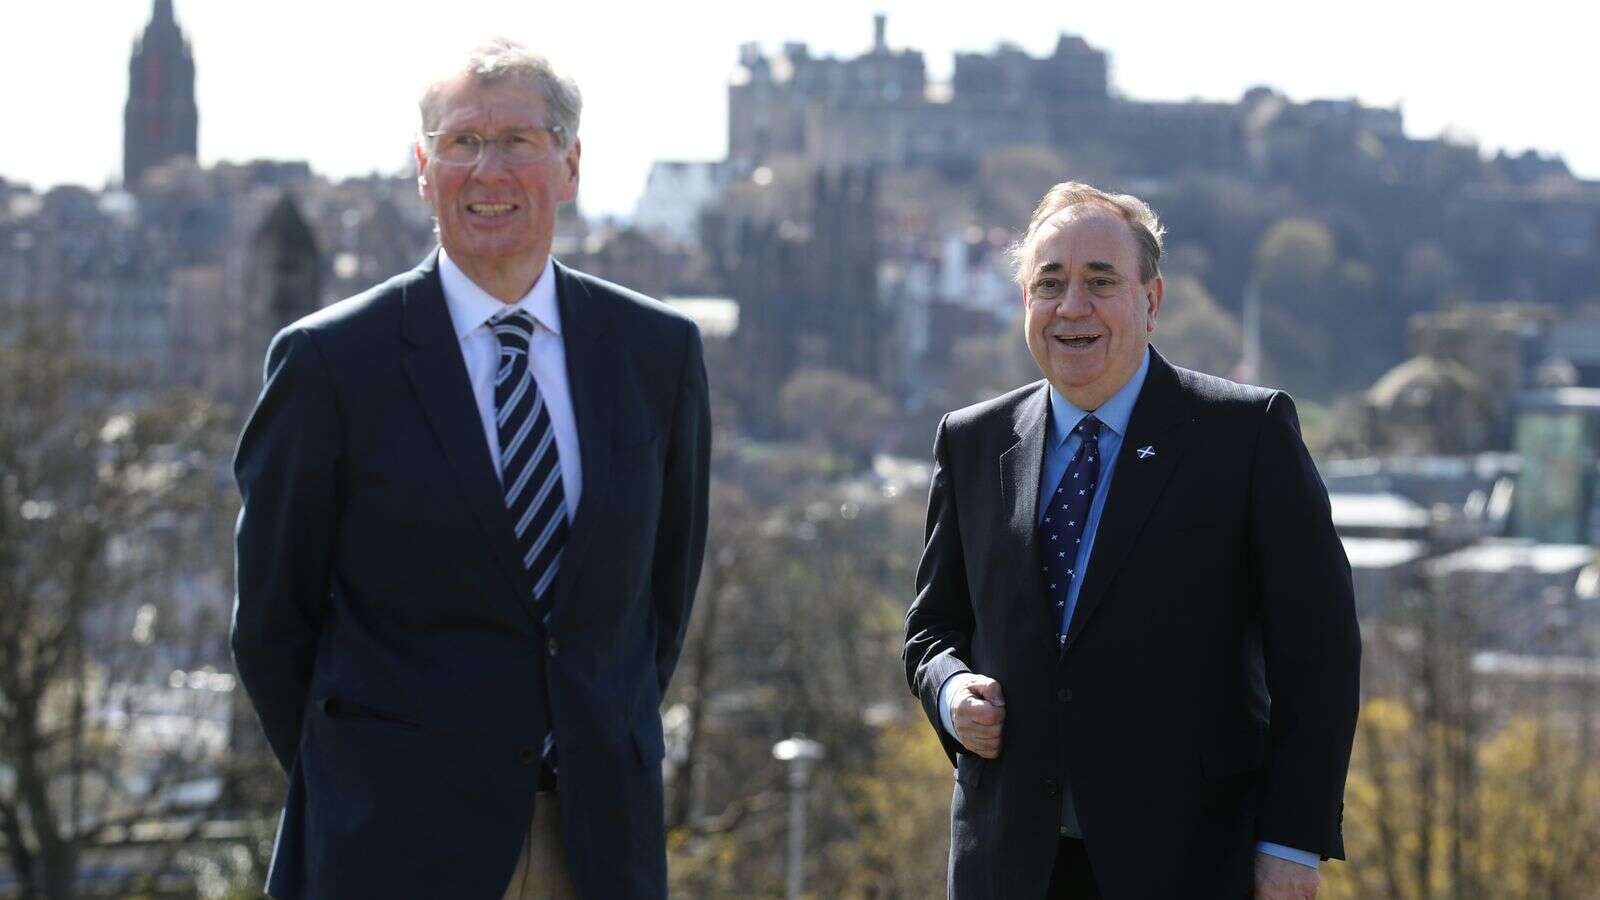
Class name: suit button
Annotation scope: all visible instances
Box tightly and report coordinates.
[546,637,559,657]
[519,747,539,765]
[1057,688,1073,702]
[1044,778,1061,798]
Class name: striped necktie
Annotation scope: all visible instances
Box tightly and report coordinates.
[493,309,567,604]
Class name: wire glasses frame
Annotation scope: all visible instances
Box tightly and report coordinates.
[422,125,569,166]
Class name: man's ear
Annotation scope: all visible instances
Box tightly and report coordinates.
[414,141,430,199]
[559,138,582,204]
[1145,275,1164,332]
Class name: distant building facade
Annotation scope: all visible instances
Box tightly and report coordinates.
[711,167,881,432]
[1511,388,1600,546]
[726,15,1476,184]
[633,161,733,246]
[1353,303,1600,459]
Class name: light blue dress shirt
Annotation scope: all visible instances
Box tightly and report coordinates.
[937,348,1317,869]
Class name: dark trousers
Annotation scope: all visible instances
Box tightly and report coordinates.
[1047,838,1102,900]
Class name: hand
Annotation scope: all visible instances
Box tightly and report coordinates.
[1254,852,1319,899]
[948,673,1005,759]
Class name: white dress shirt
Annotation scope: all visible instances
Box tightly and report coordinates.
[438,249,581,520]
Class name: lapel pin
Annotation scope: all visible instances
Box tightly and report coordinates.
[1136,445,1155,459]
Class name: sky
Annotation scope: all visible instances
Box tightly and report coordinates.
[4,1,1598,218]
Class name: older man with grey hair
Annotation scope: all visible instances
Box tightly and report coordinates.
[904,182,1359,898]
[232,38,709,898]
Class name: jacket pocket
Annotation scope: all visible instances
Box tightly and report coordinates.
[612,433,659,470]
[317,696,423,732]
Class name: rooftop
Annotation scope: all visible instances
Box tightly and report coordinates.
[1429,540,1595,576]
[1341,537,1427,569]
[1330,492,1431,530]
[665,297,739,339]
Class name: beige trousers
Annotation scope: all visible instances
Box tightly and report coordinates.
[500,793,578,900]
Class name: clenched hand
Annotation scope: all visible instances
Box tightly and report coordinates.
[949,673,1006,759]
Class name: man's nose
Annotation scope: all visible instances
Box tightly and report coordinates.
[470,145,514,179]
[1055,284,1094,317]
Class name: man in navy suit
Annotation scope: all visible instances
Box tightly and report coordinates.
[903,183,1359,898]
[232,39,709,898]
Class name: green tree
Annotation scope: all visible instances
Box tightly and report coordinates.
[1154,275,1242,378]
[666,454,928,897]
[1253,217,1386,398]
[780,368,894,469]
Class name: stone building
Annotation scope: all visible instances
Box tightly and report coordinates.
[712,167,881,433]
[240,193,322,394]
[1362,355,1496,456]
[729,17,1106,179]
[1355,303,1559,455]
[729,16,929,170]
[124,0,198,189]
[727,17,1259,181]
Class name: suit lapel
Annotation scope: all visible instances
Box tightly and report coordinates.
[399,252,540,619]
[1064,349,1197,650]
[997,384,1054,633]
[542,261,616,620]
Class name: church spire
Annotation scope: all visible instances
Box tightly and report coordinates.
[124,0,198,187]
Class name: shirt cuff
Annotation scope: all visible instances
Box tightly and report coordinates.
[1257,842,1319,869]
[937,672,961,738]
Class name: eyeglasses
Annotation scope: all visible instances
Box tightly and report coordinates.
[423,125,568,166]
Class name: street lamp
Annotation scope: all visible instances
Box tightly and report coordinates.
[772,734,826,900]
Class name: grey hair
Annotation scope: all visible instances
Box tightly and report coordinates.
[1007,182,1166,285]
[418,38,582,148]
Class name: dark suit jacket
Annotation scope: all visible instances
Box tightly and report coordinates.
[903,348,1359,899]
[231,251,709,899]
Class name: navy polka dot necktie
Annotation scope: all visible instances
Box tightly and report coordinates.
[1038,416,1102,644]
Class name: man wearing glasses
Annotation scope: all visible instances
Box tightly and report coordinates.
[232,39,710,898]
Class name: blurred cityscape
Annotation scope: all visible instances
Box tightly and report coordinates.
[1,2,1597,896]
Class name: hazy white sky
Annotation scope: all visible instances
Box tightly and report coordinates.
[5,1,1597,217]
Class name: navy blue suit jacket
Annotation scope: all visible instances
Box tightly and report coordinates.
[904,349,1359,898]
[231,252,709,898]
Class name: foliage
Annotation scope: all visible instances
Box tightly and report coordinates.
[1155,275,1243,379]
[780,368,894,467]
[1253,217,1390,399]
[823,721,952,898]
[0,321,252,897]
[1324,702,1600,899]
[1402,242,1471,312]
[665,464,940,898]
[975,145,1087,231]
[1322,555,1600,900]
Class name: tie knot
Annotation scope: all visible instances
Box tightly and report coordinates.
[1076,416,1103,440]
[492,309,538,348]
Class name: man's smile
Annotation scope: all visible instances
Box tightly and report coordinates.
[466,202,519,217]
[1052,333,1103,349]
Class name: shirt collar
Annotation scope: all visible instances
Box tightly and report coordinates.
[1047,346,1152,448]
[438,248,562,340]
